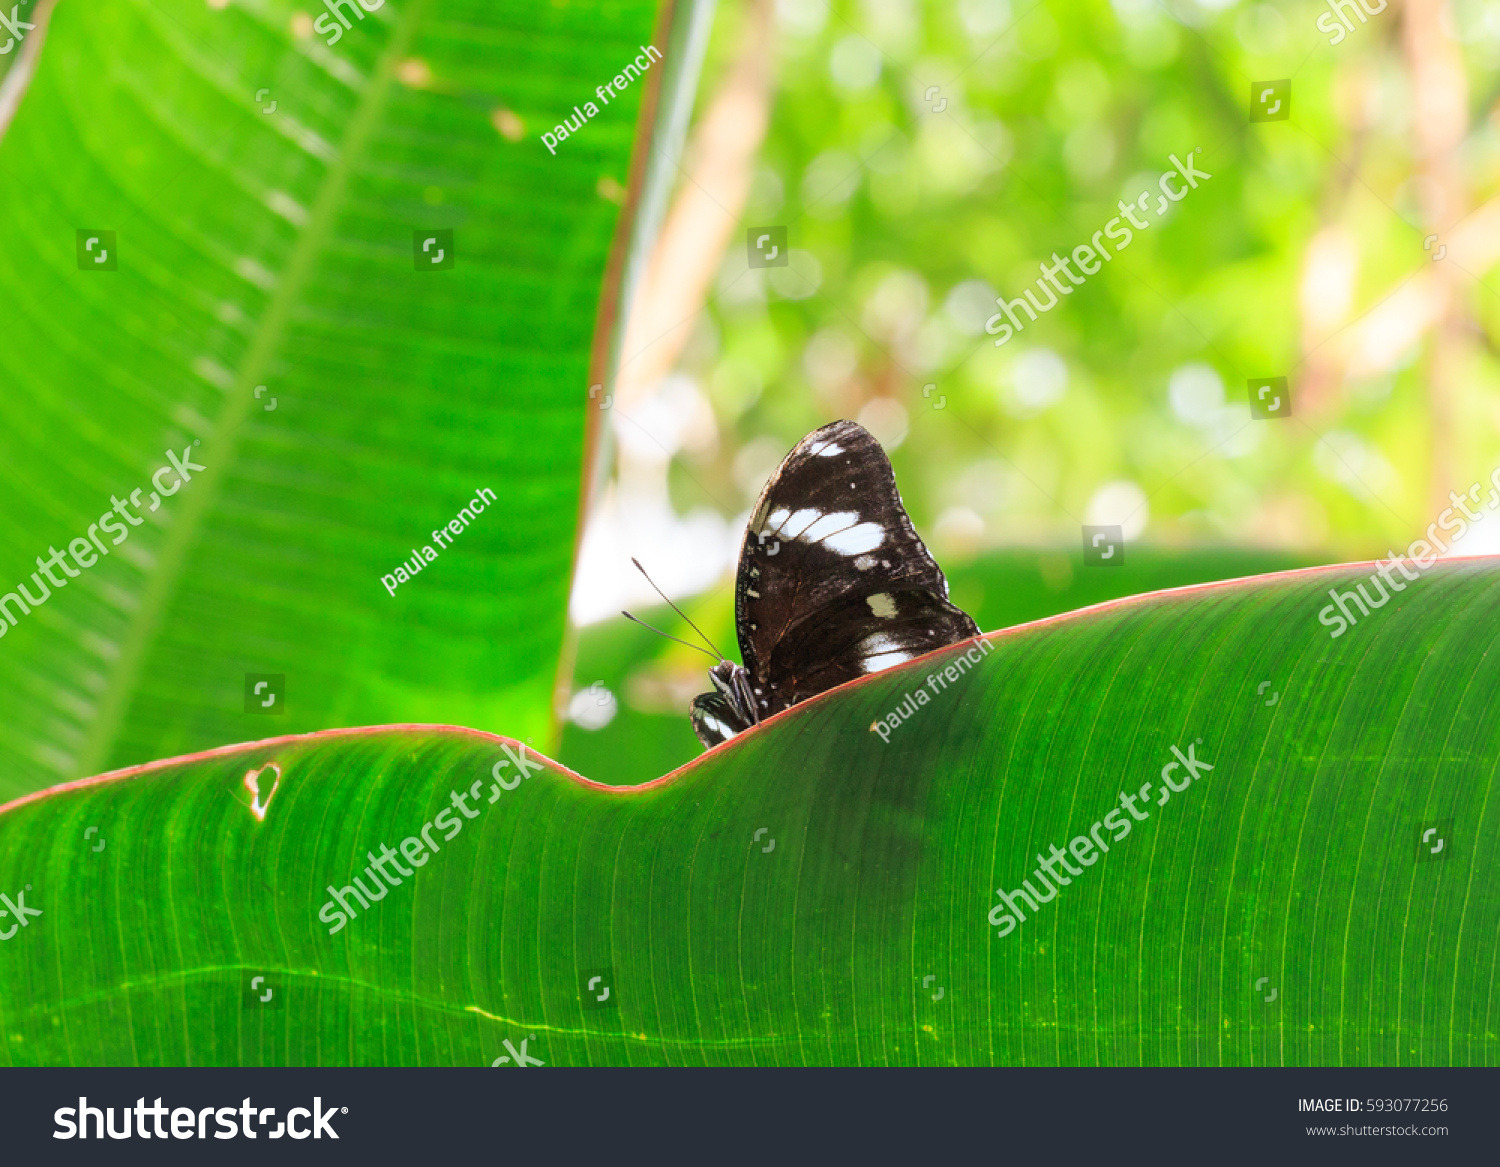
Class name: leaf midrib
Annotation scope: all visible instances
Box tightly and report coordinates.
[75,2,435,777]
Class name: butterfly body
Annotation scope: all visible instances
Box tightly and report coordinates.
[690,420,980,749]
[694,658,760,743]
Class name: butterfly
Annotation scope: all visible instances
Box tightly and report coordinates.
[626,420,980,750]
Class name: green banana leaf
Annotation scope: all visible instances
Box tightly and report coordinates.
[0,0,696,802]
[3,560,1494,1066]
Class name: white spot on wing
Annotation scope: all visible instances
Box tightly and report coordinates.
[703,716,737,739]
[816,442,844,456]
[824,522,885,555]
[866,593,897,618]
[863,649,912,672]
[802,511,859,542]
[854,555,877,571]
[781,508,823,538]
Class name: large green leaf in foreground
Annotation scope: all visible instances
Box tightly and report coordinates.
[0,0,677,801]
[2,561,1497,1065]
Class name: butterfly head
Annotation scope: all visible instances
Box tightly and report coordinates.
[707,659,740,693]
[707,658,761,730]
[706,658,750,709]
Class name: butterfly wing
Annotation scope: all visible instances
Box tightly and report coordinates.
[762,586,978,705]
[689,690,751,749]
[735,419,979,716]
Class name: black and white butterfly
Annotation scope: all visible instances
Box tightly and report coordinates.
[626,420,980,750]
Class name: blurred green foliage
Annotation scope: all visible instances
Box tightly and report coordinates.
[661,0,1500,565]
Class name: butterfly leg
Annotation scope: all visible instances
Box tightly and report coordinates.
[735,668,761,725]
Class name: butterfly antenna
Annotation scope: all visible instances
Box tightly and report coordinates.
[620,610,720,662]
[629,557,733,661]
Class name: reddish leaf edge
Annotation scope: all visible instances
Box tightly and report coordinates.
[2,556,1481,816]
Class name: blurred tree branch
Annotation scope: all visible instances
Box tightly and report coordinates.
[1403,0,1470,519]
[616,0,775,414]
[1301,0,1494,522]
[0,0,54,140]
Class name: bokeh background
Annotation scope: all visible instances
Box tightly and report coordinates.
[559,0,1500,783]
